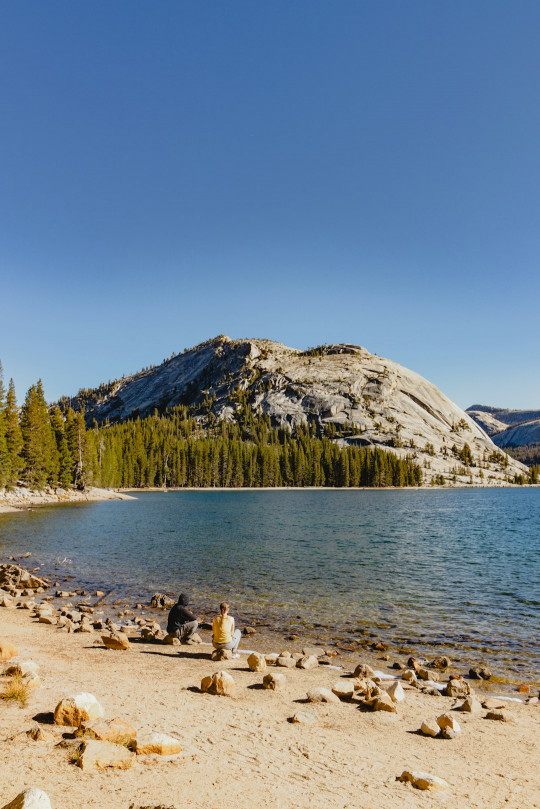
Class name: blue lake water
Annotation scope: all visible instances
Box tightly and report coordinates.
[0,489,539,680]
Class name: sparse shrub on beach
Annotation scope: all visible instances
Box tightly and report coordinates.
[1,673,31,707]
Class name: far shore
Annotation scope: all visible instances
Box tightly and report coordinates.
[117,483,538,493]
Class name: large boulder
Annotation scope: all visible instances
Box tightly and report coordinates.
[77,739,135,771]
[1,788,52,809]
[0,640,18,661]
[201,671,235,696]
[81,717,137,745]
[54,693,105,726]
[247,652,266,672]
[135,732,181,755]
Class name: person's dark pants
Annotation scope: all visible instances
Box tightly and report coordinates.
[174,620,198,643]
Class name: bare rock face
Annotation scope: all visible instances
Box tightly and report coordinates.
[1,788,52,809]
[54,693,105,727]
[72,337,526,486]
[0,640,18,661]
[200,671,235,696]
[247,652,266,672]
[135,732,181,756]
[77,739,135,771]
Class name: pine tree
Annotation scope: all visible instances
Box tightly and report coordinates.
[50,406,74,488]
[4,379,23,488]
[20,380,55,489]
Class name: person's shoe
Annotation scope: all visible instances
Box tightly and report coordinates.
[232,653,240,659]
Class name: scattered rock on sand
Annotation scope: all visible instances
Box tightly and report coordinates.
[265,653,279,666]
[263,672,286,690]
[401,669,417,684]
[78,739,135,771]
[485,710,516,723]
[54,693,105,726]
[211,648,232,661]
[247,652,266,672]
[276,656,296,668]
[457,695,482,713]
[289,711,316,724]
[5,659,39,676]
[102,633,130,650]
[443,678,471,697]
[482,697,506,710]
[201,671,235,696]
[364,693,397,713]
[331,680,356,701]
[436,713,461,736]
[430,656,451,669]
[306,687,340,704]
[22,672,41,690]
[296,655,318,670]
[384,681,405,703]
[302,646,325,658]
[420,719,440,737]
[0,640,18,660]
[135,732,181,756]
[1,787,53,808]
[398,770,450,791]
[81,717,137,745]
[353,662,375,678]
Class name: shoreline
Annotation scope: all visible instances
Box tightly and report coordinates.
[0,486,136,515]
[117,483,539,492]
[0,569,539,808]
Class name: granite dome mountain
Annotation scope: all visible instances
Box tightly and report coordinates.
[66,336,526,485]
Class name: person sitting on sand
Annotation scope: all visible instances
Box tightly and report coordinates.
[167,593,199,644]
[212,601,241,658]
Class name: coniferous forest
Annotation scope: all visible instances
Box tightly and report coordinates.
[0,363,429,491]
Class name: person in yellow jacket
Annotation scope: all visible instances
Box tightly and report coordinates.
[212,601,241,658]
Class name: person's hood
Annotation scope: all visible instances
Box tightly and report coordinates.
[177,593,189,606]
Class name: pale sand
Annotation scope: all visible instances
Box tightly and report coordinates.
[1,609,539,809]
[0,487,136,514]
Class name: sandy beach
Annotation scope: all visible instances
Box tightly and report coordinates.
[1,597,539,809]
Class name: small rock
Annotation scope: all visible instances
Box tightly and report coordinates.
[201,671,235,696]
[302,646,325,658]
[211,648,232,661]
[102,633,130,650]
[150,593,174,610]
[436,713,461,735]
[398,770,450,791]
[485,710,516,723]
[243,626,256,635]
[306,687,340,704]
[402,669,417,684]
[482,697,506,710]
[406,657,423,673]
[289,710,316,724]
[420,719,440,737]
[81,717,137,745]
[247,652,266,672]
[54,693,105,726]
[276,656,296,668]
[296,655,318,670]
[265,653,279,666]
[78,739,135,771]
[38,616,56,625]
[386,681,405,703]
[5,659,39,676]
[430,656,451,669]
[443,678,471,697]
[0,640,19,661]
[96,591,105,597]
[392,661,406,670]
[262,672,286,690]
[135,732,181,756]
[22,672,41,690]
[331,680,356,701]
[365,693,397,713]
[418,667,438,681]
[26,726,53,742]
[353,662,374,678]
[517,684,530,694]
[457,696,482,713]
[1,788,53,808]
[469,666,492,680]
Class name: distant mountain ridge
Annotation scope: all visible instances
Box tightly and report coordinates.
[466,405,540,449]
[63,336,528,486]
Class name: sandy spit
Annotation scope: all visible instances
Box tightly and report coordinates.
[0,487,136,514]
[0,608,539,809]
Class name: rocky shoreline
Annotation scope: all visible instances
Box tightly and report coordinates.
[1,561,539,808]
[0,486,136,515]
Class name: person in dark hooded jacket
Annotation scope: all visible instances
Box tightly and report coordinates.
[167,593,199,644]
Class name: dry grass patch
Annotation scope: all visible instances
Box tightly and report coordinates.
[1,674,31,707]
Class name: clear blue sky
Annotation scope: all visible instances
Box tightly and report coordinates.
[1,2,539,410]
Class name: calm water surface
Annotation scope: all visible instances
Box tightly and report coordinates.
[0,489,538,679]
